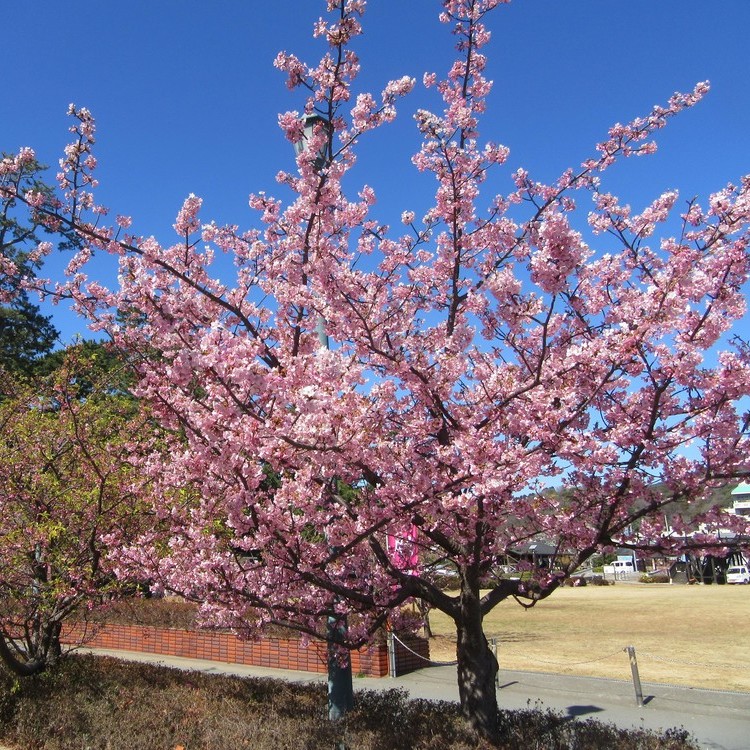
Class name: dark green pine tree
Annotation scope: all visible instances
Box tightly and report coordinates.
[0,153,60,378]
[0,296,58,377]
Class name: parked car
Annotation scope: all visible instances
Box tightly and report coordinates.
[726,565,750,584]
[427,561,459,579]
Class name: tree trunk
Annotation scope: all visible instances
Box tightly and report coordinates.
[0,621,63,677]
[455,585,499,742]
[0,633,47,677]
[416,600,433,639]
[327,615,353,721]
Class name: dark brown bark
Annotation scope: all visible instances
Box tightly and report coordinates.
[455,583,499,742]
[0,634,47,676]
[0,621,63,677]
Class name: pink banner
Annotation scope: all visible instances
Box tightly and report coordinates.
[386,524,419,575]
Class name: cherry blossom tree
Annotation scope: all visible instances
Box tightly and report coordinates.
[0,346,152,676]
[3,0,750,739]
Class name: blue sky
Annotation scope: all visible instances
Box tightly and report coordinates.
[2,0,749,344]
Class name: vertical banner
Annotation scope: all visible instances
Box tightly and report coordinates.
[386,524,419,575]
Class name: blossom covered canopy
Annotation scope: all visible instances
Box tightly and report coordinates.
[1,0,748,735]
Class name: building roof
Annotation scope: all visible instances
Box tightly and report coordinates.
[512,540,559,556]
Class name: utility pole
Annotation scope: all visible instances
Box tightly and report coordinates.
[294,114,354,722]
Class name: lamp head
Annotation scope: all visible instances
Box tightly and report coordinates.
[293,113,331,171]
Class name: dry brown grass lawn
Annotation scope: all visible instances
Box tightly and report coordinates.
[427,583,750,692]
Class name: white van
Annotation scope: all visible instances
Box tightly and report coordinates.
[612,560,634,571]
[603,560,635,579]
[726,565,750,584]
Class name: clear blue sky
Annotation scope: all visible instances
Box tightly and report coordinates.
[2,0,749,343]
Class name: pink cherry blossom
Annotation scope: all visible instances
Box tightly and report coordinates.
[173,193,203,237]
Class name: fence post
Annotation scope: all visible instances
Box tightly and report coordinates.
[489,638,500,687]
[387,630,397,678]
[625,646,644,706]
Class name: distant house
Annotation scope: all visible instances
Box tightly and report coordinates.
[511,539,559,569]
[678,483,750,584]
[501,484,749,584]
[729,482,750,518]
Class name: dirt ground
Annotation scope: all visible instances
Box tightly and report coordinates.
[426,583,750,692]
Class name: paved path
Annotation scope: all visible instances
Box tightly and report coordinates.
[82,648,749,750]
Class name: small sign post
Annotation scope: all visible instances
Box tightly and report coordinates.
[490,638,500,687]
[625,646,644,706]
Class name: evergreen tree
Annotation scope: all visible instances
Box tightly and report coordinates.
[0,151,59,377]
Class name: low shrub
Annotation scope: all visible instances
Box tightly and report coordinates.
[0,655,699,750]
[83,597,413,646]
[496,708,696,750]
[89,597,200,629]
[640,574,671,584]
[564,577,587,587]
[565,575,612,587]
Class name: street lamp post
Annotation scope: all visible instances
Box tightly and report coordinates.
[293,113,332,174]
[293,113,354,722]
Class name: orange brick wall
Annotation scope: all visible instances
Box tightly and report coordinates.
[62,623,429,678]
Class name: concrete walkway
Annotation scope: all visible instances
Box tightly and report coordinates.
[82,648,749,750]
